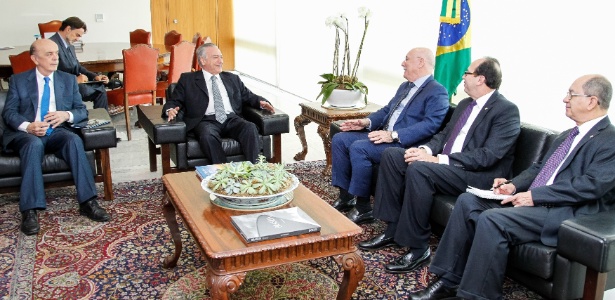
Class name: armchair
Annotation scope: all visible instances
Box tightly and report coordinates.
[0,91,118,200]
[129,29,151,45]
[156,41,195,101]
[9,50,35,75]
[38,20,62,38]
[136,83,290,174]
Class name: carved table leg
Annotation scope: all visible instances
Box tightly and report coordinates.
[162,194,183,268]
[317,123,332,176]
[206,268,247,300]
[334,252,365,300]
[294,115,312,161]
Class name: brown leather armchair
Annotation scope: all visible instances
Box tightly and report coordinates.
[38,20,62,38]
[156,41,195,101]
[129,29,151,45]
[9,51,35,75]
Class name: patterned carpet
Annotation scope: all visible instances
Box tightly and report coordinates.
[0,160,544,299]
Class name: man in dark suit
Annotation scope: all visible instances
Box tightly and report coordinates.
[49,17,109,110]
[2,39,110,236]
[331,47,449,222]
[358,57,521,274]
[162,43,275,163]
[410,74,615,300]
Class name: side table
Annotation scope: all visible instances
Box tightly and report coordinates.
[294,101,382,176]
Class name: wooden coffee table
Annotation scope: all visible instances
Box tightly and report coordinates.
[161,172,365,299]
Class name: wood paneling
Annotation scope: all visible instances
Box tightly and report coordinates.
[151,0,234,70]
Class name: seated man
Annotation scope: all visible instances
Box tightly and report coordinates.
[359,57,521,275]
[2,39,110,236]
[411,74,615,300]
[162,43,275,164]
[331,47,449,224]
[49,16,109,110]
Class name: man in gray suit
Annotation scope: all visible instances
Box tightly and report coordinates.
[410,74,615,299]
[2,39,110,236]
[358,57,521,275]
[163,43,275,163]
[49,17,109,110]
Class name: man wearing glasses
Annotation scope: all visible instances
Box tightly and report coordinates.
[410,75,615,299]
[358,57,521,275]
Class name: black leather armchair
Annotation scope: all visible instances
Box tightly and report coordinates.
[330,108,615,299]
[136,83,290,174]
[0,90,118,200]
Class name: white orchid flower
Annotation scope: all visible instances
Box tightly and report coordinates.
[325,16,337,27]
[358,7,372,19]
[333,17,346,32]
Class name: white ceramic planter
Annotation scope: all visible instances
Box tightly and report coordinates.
[326,89,364,108]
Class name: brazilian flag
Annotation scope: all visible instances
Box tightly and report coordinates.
[435,0,471,99]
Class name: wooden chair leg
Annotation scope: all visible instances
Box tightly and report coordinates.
[148,138,158,172]
[582,268,607,300]
[124,99,131,141]
[271,134,282,163]
[160,144,172,175]
[98,148,114,201]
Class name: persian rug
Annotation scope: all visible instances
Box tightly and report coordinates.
[0,160,544,299]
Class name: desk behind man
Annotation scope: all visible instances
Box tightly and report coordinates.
[162,43,275,164]
[49,17,109,110]
[411,74,615,300]
[1,39,110,236]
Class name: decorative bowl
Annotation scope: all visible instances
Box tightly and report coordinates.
[201,174,300,210]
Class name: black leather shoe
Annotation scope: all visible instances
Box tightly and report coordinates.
[21,209,40,236]
[79,199,111,222]
[385,248,431,274]
[358,233,398,251]
[346,207,374,224]
[409,279,458,300]
[332,197,356,212]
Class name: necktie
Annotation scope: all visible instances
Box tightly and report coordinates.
[529,126,580,189]
[211,76,227,123]
[383,82,415,130]
[441,101,477,155]
[41,77,53,136]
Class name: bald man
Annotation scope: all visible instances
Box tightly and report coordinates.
[2,39,110,236]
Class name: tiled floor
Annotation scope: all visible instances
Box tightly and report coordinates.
[108,73,327,183]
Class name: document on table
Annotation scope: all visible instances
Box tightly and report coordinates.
[466,186,510,200]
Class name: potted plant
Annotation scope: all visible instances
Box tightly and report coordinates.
[317,7,371,107]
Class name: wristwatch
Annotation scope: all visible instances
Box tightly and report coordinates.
[391,131,399,142]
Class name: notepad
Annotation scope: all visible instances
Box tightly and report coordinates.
[466,186,510,200]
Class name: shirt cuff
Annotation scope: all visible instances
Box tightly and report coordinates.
[418,145,433,156]
[437,154,449,165]
[18,122,29,132]
[67,111,74,123]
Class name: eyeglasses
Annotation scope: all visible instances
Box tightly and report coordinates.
[566,91,592,100]
[463,71,477,76]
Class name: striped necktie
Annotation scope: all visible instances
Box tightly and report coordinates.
[211,76,227,123]
[529,126,580,189]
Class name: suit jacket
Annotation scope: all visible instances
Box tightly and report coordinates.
[161,71,265,131]
[2,69,88,149]
[368,76,449,147]
[49,33,97,80]
[425,91,521,188]
[510,117,615,246]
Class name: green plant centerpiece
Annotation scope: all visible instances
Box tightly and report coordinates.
[206,156,295,198]
[317,7,371,105]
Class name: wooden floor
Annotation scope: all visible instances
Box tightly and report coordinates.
[108,73,326,183]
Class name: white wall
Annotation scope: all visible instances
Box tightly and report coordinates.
[0,0,151,45]
[234,0,615,132]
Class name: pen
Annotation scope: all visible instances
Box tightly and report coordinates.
[490,180,512,191]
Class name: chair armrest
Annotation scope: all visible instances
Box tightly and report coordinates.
[558,210,615,273]
[243,106,289,136]
[81,108,117,150]
[136,105,186,144]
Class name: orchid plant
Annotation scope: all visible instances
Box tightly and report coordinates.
[317,7,371,104]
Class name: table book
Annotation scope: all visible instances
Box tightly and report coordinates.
[230,207,321,243]
[195,165,221,181]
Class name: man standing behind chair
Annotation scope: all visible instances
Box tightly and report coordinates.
[330,47,449,223]
[49,17,109,110]
[358,57,521,275]
[2,39,110,236]
[410,74,615,300]
[163,43,275,163]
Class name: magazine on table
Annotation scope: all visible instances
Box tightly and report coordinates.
[230,207,321,243]
[195,165,221,181]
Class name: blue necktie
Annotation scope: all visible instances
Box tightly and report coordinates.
[41,77,53,136]
[442,100,477,155]
[529,126,580,189]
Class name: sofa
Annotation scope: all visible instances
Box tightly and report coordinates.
[136,83,290,174]
[0,90,118,200]
[330,105,615,299]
